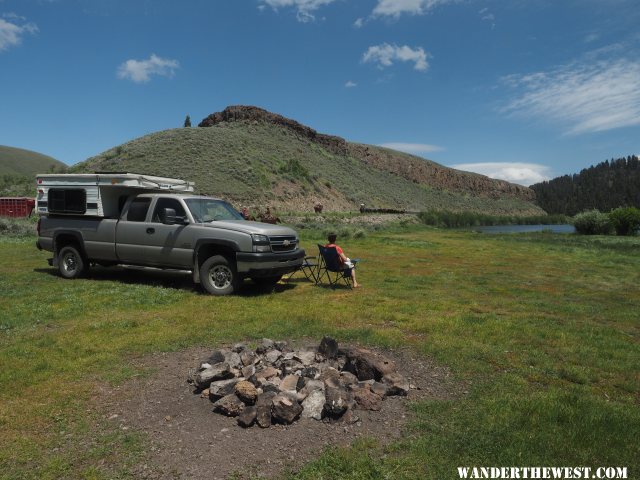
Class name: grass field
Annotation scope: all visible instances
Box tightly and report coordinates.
[0,226,638,479]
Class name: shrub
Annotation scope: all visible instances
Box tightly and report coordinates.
[573,210,613,235]
[0,217,37,238]
[609,207,640,236]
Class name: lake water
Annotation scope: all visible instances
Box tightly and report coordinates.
[472,224,575,234]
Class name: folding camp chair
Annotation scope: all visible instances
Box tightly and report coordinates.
[316,244,358,289]
[284,255,319,283]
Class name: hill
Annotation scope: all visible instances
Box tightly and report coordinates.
[0,146,67,197]
[0,145,66,177]
[73,106,544,215]
[530,155,640,215]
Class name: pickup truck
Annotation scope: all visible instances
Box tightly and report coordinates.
[36,180,305,295]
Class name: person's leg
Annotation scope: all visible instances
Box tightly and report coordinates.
[351,268,359,287]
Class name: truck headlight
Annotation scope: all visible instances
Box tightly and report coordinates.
[252,234,271,253]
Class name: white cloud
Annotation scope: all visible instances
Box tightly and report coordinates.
[353,17,364,28]
[259,0,337,22]
[379,142,444,154]
[451,162,552,186]
[117,54,179,83]
[501,58,640,135]
[372,0,455,18]
[362,43,430,71]
[584,32,599,43]
[345,80,357,88]
[0,16,38,52]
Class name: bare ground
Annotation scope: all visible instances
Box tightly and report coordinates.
[96,342,461,479]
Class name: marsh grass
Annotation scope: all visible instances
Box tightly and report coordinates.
[0,227,638,478]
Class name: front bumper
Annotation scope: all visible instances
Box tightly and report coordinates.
[236,249,305,277]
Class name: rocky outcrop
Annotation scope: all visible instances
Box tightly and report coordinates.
[349,143,536,202]
[199,105,348,156]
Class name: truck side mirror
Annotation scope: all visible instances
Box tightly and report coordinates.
[161,208,177,225]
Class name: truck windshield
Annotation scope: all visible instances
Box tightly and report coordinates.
[185,198,244,222]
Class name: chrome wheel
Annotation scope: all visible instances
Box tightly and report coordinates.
[62,251,78,274]
[209,264,233,290]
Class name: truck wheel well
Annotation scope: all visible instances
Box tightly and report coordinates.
[55,234,85,258]
[197,244,235,267]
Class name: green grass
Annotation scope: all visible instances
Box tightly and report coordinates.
[70,123,543,216]
[1,227,638,479]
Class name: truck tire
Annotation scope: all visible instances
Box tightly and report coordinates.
[57,245,88,279]
[200,255,240,296]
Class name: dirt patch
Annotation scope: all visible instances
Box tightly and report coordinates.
[97,342,459,479]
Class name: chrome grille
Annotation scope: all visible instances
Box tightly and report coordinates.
[269,235,297,253]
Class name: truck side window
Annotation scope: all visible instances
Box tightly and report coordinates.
[152,198,187,223]
[127,198,151,222]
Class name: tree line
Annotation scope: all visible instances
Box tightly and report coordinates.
[530,155,640,215]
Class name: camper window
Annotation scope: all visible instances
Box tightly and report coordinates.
[48,189,87,214]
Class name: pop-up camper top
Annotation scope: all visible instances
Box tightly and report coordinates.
[35,173,195,218]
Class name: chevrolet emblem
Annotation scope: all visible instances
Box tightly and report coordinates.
[283,240,290,246]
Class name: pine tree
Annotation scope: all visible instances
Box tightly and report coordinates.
[183,115,191,128]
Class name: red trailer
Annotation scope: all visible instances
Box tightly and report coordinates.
[0,197,36,218]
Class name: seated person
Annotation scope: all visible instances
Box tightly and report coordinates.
[325,232,360,288]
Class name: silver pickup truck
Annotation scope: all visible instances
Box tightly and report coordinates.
[36,178,304,295]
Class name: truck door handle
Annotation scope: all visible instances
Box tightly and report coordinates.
[146,228,155,234]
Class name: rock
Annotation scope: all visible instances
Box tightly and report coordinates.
[352,386,382,411]
[340,408,360,425]
[240,350,256,367]
[370,382,388,397]
[241,365,256,378]
[198,105,349,157]
[237,406,257,428]
[256,338,275,354]
[382,372,409,396]
[294,350,316,366]
[343,347,396,381]
[195,362,234,389]
[280,374,301,393]
[232,343,247,353]
[265,349,282,364]
[235,380,258,405]
[300,366,319,379]
[300,379,325,396]
[272,393,303,424]
[206,350,227,365]
[256,392,276,428]
[301,390,326,420]
[340,371,358,386]
[319,367,341,383]
[213,394,245,417]
[225,351,242,370]
[274,340,288,351]
[324,377,352,418]
[209,378,241,401]
[255,366,279,381]
[280,359,304,375]
[261,383,281,395]
[318,336,339,359]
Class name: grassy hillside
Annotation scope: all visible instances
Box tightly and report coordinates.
[74,121,544,216]
[0,146,66,176]
[0,146,66,197]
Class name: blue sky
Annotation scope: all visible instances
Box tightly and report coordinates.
[1,0,639,186]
